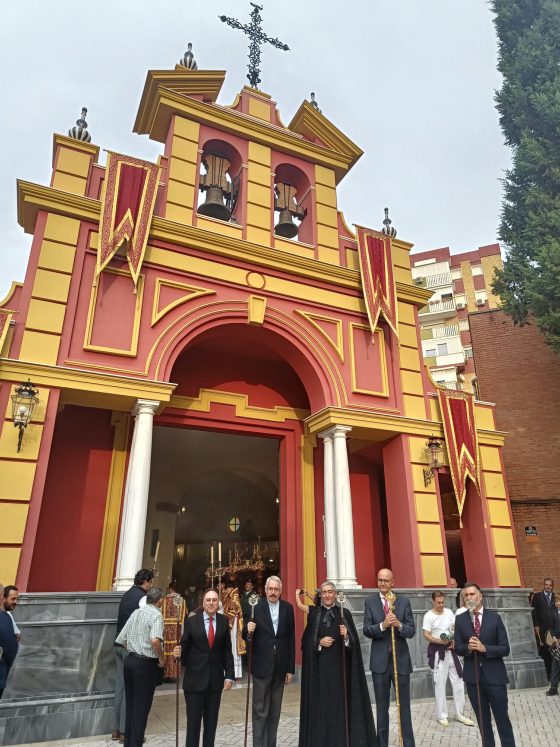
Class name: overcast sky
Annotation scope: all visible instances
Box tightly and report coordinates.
[0,0,510,298]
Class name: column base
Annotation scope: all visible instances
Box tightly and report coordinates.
[336,579,362,589]
[113,577,134,591]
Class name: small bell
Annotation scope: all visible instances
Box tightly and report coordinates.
[197,154,232,222]
[274,182,306,239]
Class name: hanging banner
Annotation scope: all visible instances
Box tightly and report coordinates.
[438,387,481,520]
[0,309,15,353]
[355,225,398,337]
[98,152,160,290]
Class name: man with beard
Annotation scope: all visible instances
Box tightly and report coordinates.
[297,581,377,747]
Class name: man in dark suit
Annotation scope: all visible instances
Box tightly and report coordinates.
[531,577,555,681]
[243,575,295,747]
[454,582,515,746]
[363,567,416,747]
[174,587,234,747]
[545,592,560,696]
[0,588,19,699]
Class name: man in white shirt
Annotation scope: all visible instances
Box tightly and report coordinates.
[422,591,474,728]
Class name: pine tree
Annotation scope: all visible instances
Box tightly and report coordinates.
[491,0,560,352]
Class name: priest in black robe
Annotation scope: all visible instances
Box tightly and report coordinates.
[297,582,378,747]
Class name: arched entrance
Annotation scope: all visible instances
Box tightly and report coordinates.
[142,322,315,605]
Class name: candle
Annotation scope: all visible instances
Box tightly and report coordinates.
[154,541,160,564]
[211,545,214,564]
[218,542,222,563]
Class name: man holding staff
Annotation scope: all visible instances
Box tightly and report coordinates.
[173,588,234,747]
[297,581,377,746]
[363,568,416,747]
[454,582,516,746]
[243,575,294,747]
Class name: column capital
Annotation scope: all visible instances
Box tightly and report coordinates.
[132,399,160,417]
[320,424,352,440]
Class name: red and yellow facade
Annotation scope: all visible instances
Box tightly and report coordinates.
[0,66,522,595]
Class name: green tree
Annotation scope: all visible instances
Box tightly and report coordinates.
[491,0,560,352]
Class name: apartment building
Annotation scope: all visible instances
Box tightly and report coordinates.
[411,244,502,392]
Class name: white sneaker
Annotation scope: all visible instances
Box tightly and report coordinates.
[456,713,475,726]
[437,718,449,727]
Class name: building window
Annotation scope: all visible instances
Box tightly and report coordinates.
[451,268,461,280]
[464,346,473,359]
[426,348,436,357]
[437,342,448,355]
[475,290,487,305]
[441,292,453,301]
[471,264,483,276]
[459,318,469,331]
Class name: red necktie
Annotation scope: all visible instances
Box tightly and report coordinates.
[208,616,215,649]
[383,598,389,616]
[473,611,481,636]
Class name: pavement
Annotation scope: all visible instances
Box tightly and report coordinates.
[10,683,560,746]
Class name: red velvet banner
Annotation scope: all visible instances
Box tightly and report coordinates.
[98,152,160,289]
[0,309,15,353]
[438,387,480,519]
[355,226,398,337]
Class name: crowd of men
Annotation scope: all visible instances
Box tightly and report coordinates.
[3,572,560,746]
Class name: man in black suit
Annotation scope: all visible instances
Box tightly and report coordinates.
[545,592,560,696]
[243,575,295,747]
[531,577,555,680]
[454,582,516,746]
[174,588,234,747]
[363,567,416,747]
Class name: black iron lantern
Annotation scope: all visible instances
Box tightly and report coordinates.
[11,380,39,452]
[423,435,443,487]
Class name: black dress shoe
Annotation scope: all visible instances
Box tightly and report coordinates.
[546,688,558,695]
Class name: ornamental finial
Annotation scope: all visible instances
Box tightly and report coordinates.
[310,92,321,113]
[382,207,397,238]
[179,42,198,70]
[68,107,91,143]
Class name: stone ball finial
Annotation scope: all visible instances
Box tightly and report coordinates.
[382,207,397,238]
[68,107,91,143]
[179,42,198,70]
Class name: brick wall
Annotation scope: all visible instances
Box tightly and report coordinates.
[469,309,560,590]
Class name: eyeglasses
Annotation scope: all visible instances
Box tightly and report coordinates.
[377,579,391,584]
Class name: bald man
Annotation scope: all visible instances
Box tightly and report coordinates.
[363,568,416,747]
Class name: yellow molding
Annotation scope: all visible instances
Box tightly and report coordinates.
[247,295,267,325]
[134,69,227,134]
[96,412,130,590]
[16,181,433,309]
[0,358,176,409]
[134,87,360,182]
[304,405,506,447]
[294,310,344,361]
[168,389,309,423]
[152,278,215,326]
[52,133,100,165]
[84,268,144,357]
[0,282,23,308]
[349,324,389,397]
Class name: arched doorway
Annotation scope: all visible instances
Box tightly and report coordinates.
[142,322,314,605]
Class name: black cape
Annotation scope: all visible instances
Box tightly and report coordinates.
[299,605,378,747]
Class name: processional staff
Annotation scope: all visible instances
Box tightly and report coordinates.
[386,589,403,747]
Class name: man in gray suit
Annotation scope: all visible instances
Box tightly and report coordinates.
[363,568,416,747]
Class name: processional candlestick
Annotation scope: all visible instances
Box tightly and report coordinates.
[219,3,290,89]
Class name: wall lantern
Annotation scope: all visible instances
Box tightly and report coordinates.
[175,544,186,561]
[11,380,39,453]
[423,435,443,487]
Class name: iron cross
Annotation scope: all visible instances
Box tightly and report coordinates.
[219,3,289,89]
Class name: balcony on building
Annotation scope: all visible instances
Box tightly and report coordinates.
[418,297,457,321]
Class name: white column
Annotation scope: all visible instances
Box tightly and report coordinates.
[114,399,159,590]
[332,425,359,588]
[319,430,338,582]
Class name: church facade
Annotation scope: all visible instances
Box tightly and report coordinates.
[0,60,522,600]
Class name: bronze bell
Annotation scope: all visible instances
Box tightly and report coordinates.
[274,182,306,238]
[197,154,232,222]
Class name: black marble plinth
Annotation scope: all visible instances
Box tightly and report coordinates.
[342,587,548,702]
[0,592,121,745]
